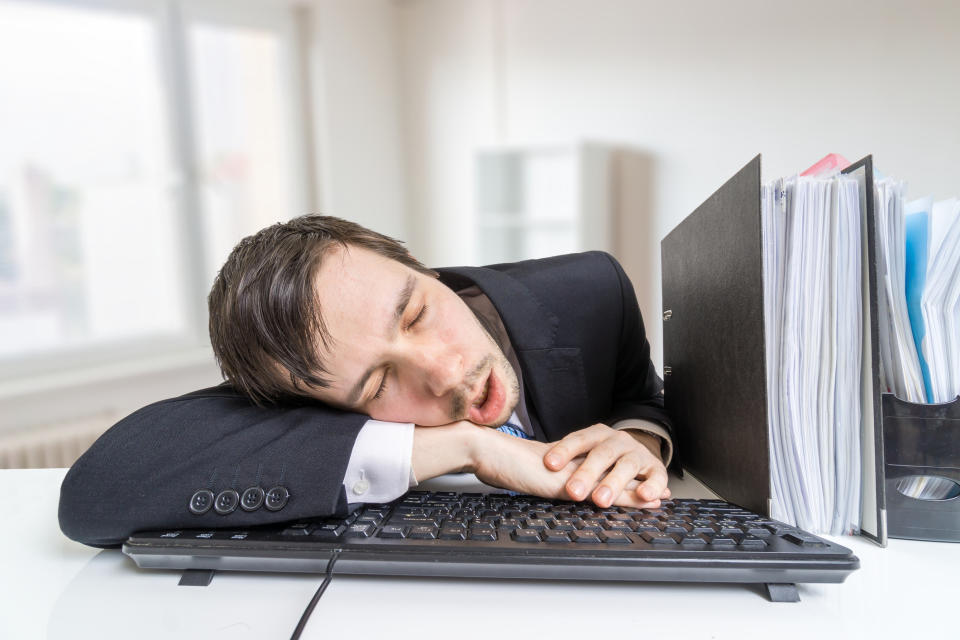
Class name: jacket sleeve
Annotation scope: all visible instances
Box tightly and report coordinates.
[58,384,367,548]
[600,252,680,473]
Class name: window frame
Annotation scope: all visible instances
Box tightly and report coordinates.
[0,0,315,411]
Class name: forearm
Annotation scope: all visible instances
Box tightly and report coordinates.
[411,422,481,482]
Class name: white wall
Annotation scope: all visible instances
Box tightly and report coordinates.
[395,0,960,365]
[309,0,408,240]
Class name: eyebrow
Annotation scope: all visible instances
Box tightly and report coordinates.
[346,273,417,406]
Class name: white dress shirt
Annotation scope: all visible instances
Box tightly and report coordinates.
[341,286,672,504]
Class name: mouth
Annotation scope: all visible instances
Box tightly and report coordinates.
[468,368,505,425]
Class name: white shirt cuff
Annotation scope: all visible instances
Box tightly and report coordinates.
[342,419,416,503]
[612,418,673,467]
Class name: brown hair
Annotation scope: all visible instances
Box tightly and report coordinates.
[207,215,438,405]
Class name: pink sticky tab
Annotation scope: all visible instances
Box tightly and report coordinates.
[801,153,851,177]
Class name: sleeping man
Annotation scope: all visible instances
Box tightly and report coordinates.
[59,215,676,547]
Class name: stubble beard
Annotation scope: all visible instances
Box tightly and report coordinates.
[449,316,521,426]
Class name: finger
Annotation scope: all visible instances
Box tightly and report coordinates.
[633,461,670,502]
[590,453,643,508]
[612,480,662,509]
[543,424,612,470]
[564,433,637,501]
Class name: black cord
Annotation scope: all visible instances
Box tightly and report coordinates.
[290,549,340,640]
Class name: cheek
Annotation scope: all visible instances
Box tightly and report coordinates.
[436,303,484,351]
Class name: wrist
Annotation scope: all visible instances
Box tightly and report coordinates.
[625,429,664,463]
[411,421,486,481]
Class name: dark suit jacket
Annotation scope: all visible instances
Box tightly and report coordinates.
[58,251,675,547]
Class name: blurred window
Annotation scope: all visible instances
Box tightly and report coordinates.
[0,0,308,377]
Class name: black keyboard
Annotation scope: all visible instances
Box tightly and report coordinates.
[123,491,859,602]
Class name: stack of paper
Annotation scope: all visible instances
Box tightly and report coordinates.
[761,174,863,535]
[874,179,927,402]
[920,198,960,403]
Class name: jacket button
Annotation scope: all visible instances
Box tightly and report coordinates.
[241,486,265,511]
[189,489,215,515]
[214,489,240,515]
[265,486,290,511]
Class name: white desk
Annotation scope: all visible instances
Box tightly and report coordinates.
[1,468,955,640]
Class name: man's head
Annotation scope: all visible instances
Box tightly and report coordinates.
[208,215,520,427]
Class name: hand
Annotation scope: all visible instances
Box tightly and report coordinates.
[543,423,671,508]
[469,427,643,503]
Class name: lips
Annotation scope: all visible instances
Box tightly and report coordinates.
[473,378,489,407]
[468,369,505,424]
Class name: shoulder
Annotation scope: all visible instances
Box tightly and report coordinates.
[487,250,623,292]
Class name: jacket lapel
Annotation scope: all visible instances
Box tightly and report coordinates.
[437,265,589,441]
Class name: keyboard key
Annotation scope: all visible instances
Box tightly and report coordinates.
[378,525,408,539]
[744,526,772,536]
[542,530,571,543]
[710,535,740,545]
[738,535,768,548]
[281,523,312,536]
[523,519,550,531]
[782,532,827,548]
[408,526,439,540]
[392,516,441,527]
[679,534,709,546]
[571,531,603,544]
[468,529,498,541]
[498,519,520,531]
[438,528,466,541]
[663,524,693,534]
[311,524,346,539]
[344,523,375,538]
[602,531,632,544]
[639,532,681,545]
[511,529,542,543]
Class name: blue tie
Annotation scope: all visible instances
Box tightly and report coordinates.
[496,421,532,440]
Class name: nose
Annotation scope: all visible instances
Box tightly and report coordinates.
[418,345,462,397]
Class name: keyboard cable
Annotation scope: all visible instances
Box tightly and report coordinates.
[290,548,341,640]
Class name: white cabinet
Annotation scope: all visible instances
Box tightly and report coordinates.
[474,144,611,264]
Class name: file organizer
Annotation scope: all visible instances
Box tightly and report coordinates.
[660,155,898,546]
[881,393,960,542]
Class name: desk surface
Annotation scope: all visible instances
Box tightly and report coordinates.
[1,468,955,640]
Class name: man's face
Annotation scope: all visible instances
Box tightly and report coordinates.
[303,244,520,427]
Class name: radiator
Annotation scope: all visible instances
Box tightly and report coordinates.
[0,413,116,469]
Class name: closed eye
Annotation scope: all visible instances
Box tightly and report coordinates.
[373,367,389,400]
[372,305,428,403]
[406,304,428,329]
